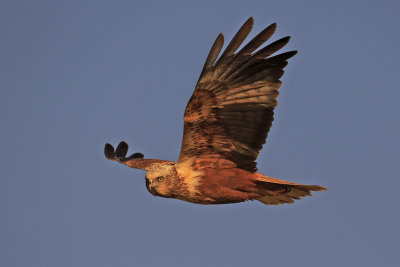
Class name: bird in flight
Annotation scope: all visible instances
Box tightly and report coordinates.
[105,17,327,205]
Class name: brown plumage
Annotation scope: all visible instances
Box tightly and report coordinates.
[104,17,327,205]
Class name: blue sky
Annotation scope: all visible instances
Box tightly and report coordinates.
[1,0,399,266]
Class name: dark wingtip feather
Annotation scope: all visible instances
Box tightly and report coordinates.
[199,33,224,78]
[280,50,298,59]
[268,50,298,63]
[128,152,145,159]
[238,23,277,55]
[279,36,291,44]
[115,141,129,157]
[253,36,291,58]
[219,17,254,58]
[104,143,115,159]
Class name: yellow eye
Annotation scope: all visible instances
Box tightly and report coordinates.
[158,176,164,182]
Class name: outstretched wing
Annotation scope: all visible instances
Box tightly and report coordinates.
[178,17,296,172]
[105,142,174,170]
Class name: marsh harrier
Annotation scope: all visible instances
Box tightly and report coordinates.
[104,17,327,205]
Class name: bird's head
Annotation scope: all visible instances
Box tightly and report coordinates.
[145,162,177,198]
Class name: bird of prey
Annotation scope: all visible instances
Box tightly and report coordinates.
[104,17,327,205]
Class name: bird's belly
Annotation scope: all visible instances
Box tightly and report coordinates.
[174,194,246,205]
[175,162,261,204]
[175,177,259,205]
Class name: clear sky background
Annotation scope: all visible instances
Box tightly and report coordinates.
[1,0,399,266]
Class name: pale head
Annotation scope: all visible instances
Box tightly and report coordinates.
[145,162,177,197]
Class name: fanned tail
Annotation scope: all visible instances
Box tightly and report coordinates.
[255,174,327,205]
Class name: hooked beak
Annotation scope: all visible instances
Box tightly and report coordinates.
[146,178,157,196]
[146,178,152,189]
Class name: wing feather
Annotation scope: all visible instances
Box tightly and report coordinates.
[199,33,224,80]
[237,23,276,55]
[253,36,291,58]
[179,18,296,172]
[217,17,254,59]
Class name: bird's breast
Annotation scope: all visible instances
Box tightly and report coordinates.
[174,160,204,198]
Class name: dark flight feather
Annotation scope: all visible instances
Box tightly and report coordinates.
[237,23,276,56]
[115,141,128,157]
[252,36,291,58]
[218,17,254,59]
[199,33,224,80]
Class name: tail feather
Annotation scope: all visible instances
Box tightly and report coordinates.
[256,174,327,205]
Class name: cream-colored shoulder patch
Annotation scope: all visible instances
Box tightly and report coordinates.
[175,159,204,196]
